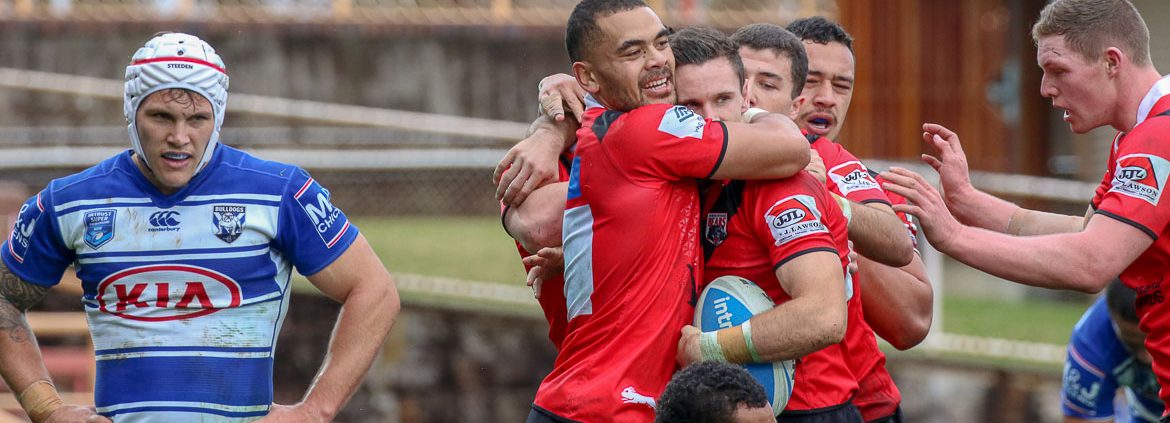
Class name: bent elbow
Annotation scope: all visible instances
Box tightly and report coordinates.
[818,306,847,346]
[776,145,811,179]
[887,318,931,350]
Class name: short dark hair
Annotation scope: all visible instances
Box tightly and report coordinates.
[731,23,808,99]
[1032,0,1151,66]
[786,16,854,52]
[565,0,649,62]
[670,26,745,85]
[1105,278,1139,324]
[655,361,770,423]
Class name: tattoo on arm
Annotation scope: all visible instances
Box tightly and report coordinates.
[0,264,48,344]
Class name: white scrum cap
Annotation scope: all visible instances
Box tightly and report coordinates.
[124,32,229,174]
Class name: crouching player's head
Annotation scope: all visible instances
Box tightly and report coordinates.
[656,361,774,423]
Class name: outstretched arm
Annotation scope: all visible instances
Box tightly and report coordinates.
[882,167,1149,293]
[260,234,399,422]
[920,123,1082,235]
[0,263,109,423]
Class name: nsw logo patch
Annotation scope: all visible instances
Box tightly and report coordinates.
[1110,154,1170,206]
[83,209,116,250]
[764,195,828,246]
[212,205,246,243]
[658,105,706,140]
[828,161,880,195]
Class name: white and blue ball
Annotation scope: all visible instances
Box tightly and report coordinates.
[694,275,796,415]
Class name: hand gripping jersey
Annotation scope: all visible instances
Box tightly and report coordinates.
[807,133,903,420]
[1090,76,1170,411]
[1,146,358,422]
[503,153,574,348]
[533,96,728,422]
[701,172,854,413]
[1063,297,1162,422]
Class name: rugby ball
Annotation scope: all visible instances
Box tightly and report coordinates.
[694,275,796,415]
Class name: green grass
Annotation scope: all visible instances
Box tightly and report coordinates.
[353,215,527,285]
[940,296,1087,345]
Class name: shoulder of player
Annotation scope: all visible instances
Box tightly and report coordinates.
[745,174,831,207]
[44,151,134,203]
[1070,300,1127,364]
[218,146,306,186]
[1123,116,1170,152]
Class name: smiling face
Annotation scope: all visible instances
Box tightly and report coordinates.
[740,46,802,117]
[795,40,854,140]
[574,7,675,112]
[676,57,749,122]
[1037,35,1118,133]
[133,89,214,195]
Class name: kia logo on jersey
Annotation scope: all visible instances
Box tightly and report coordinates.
[828,161,879,195]
[764,195,828,246]
[1111,154,1170,206]
[96,264,242,322]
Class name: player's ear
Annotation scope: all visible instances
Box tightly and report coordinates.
[788,95,806,120]
[573,61,602,95]
[1104,46,1124,77]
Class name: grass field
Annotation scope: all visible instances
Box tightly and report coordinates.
[352,215,1090,347]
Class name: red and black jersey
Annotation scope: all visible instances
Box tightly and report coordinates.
[533,96,728,422]
[1089,83,1170,411]
[808,134,891,207]
[702,171,855,411]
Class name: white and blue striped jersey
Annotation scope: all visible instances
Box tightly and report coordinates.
[1,146,359,422]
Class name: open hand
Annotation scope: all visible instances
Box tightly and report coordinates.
[880,167,966,252]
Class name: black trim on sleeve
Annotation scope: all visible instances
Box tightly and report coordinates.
[528,405,582,423]
[704,120,730,180]
[780,395,857,415]
[500,204,515,239]
[1095,209,1158,240]
[772,247,840,271]
[859,198,893,207]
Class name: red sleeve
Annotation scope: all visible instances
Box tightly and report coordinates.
[813,139,891,205]
[1095,123,1170,239]
[746,178,839,269]
[1091,132,1123,209]
[609,104,728,182]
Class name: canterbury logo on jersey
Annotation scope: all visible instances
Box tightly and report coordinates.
[1110,154,1170,206]
[149,210,181,232]
[96,264,242,322]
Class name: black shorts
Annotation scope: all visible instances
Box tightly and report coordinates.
[526,405,579,423]
[779,402,865,423]
[865,406,903,423]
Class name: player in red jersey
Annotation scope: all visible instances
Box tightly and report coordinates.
[774,17,930,423]
[514,2,811,422]
[879,0,1170,419]
[663,26,857,422]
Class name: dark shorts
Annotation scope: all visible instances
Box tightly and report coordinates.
[526,405,579,423]
[864,406,903,423]
[779,402,865,423]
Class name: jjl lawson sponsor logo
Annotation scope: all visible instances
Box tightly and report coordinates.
[97,264,242,322]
